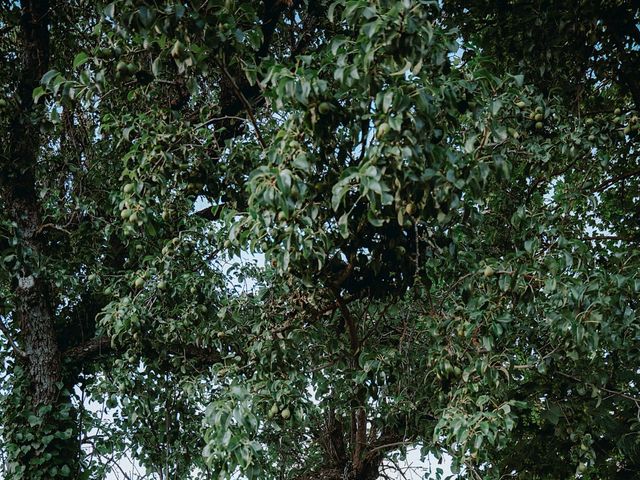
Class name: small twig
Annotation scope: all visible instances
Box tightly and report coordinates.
[558,371,640,404]
[308,361,337,373]
[583,235,635,242]
[592,168,640,194]
[0,316,27,358]
[464,461,484,480]
[195,115,248,130]
[111,458,134,480]
[333,290,358,354]
[218,60,267,149]
[387,456,410,480]
[366,439,415,457]
[437,271,475,311]
[35,222,71,236]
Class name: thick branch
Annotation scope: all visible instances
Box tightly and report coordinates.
[592,168,640,193]
[63,335,224,367]
[63,336,112,363]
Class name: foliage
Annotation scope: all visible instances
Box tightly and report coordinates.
[1,0,639,479]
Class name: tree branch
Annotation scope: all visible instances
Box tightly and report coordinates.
[62,336,112,362]
[63,335,225,367]
[591,168,640,193]
[0,315,27,358]
[558,371,640,404]
[218,60,267,149]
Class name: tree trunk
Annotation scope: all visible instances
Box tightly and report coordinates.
[1,1,80,477]
[7,0,62,398]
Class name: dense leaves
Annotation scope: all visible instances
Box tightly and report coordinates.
[1,0,639,479]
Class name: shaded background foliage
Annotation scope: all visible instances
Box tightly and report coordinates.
[0,0,639,479]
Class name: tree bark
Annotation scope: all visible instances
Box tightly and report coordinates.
[0,1,80,478]
[7,0,60,406]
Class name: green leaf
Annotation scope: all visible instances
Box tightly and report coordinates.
[152,56,162,77]
[73,52,89,69]
[327,2,338,22]
[382,90,393,113]
[524,239,534,253]
[491,99,502,115]
[464,134,477,153]
[338,213,349,238]
[362,21,379,39]
[367,210,384,227]
[41,69,58,86]
[330,38,347,56]
[32,86,46,103]
[103,2,115,18]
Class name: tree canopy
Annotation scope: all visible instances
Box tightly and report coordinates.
[1,1,639,479]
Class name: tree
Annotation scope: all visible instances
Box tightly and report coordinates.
[0,0,638,479]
